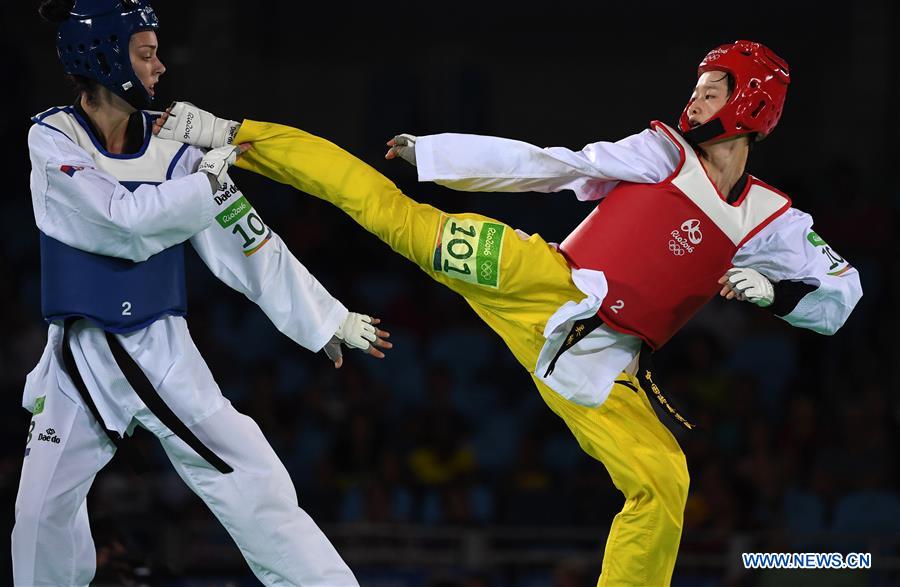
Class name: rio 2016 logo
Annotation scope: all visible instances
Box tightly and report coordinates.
[669,219,702,256]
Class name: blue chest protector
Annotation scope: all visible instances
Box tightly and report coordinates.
[36,107,190,333]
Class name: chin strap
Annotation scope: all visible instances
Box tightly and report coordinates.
[680,117,727,146]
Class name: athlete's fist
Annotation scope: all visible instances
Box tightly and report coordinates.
[718,267,774,307]
[385,134,417,166]
[198,145,244,190]
[155,101,241,149]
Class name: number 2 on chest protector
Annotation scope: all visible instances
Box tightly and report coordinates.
[433,216,504,288]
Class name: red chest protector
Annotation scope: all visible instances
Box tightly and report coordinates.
[559,121,791,349]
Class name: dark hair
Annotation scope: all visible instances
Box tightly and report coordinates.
[38,0,75,23]
[66,74,103,106]
[711,71,735,97]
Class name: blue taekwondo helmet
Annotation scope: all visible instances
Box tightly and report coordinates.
[56,0,160,109]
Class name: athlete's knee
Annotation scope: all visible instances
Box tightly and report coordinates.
[11,511,39,542]
[671,451,690,506]
[194,409,295,492]
[628,450,690,529]
[14,487,50,532]
[655,451,690,531]
[15,491,75,535]
[663,453,690,533]
[11,499,70,563]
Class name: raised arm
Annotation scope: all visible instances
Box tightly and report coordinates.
[722,208,862,335]
[386,129,680,201]
[155,102,394,364]
[184,163,390,361]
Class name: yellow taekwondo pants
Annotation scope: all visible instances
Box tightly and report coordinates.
[234,120,690,586]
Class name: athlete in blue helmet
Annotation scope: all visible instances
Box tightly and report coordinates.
[55,0,161,109]
[13,1,390,585]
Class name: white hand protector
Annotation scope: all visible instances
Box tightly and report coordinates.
[157,101,241,149]
[198,145,242,190]
[726,267,775,307]
[322,312,377,362]
[388,134,417,166]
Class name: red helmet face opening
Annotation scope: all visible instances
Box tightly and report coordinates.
[679,40,790,144]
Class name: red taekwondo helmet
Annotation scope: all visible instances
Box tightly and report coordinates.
[679,40,790,145]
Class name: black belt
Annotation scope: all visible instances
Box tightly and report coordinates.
[543,314,697,431]
[62,319,122,447]
[61,318,233,473]
[636,343,697,431]
[543,314,604,378]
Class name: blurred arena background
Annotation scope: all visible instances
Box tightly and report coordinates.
[1,1,898,585]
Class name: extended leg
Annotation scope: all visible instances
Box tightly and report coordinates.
[234,120,575,367]
[155,402,357,587]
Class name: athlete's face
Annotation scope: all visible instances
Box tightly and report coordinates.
[685,70,730,128]
[129,30,165,100]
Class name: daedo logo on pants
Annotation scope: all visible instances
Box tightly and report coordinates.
[37,428,62,444]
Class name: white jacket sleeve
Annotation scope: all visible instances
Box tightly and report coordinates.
[29,123,216,263]
[732,207,862,335]
[415,128,680,201]
[185,162,347,352]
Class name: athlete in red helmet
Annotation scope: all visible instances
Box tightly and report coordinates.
[156,40,861,586]
[680,40,790,143]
